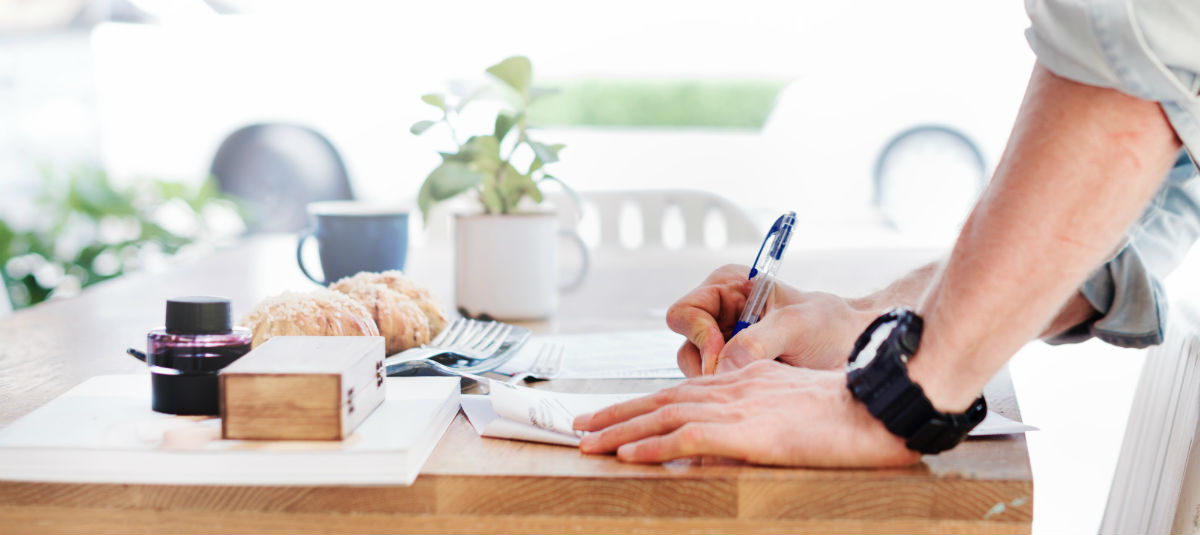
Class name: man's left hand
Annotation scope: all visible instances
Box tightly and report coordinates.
[573,360,920,467]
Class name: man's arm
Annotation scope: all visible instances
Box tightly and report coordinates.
[850,261,1097,341]
[574,64,1181,466]
[909,65,1181,412]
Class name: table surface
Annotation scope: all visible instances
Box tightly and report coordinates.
[0,235,1032,533]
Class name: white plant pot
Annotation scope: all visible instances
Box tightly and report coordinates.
[454,211,589,320]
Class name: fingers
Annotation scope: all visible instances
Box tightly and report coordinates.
[665,287,729,375]
[715,310,809,372]
[615,422,749,463]
[677,342,702,377]
[665,266,754,376]
[578,402,734,453]
[574,376,742,431]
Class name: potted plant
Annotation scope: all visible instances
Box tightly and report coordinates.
[411,56,587,320]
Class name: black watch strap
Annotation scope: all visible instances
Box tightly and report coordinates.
[846,308,987,454]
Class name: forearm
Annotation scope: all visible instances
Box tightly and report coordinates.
[909,65,1181,411]
[848,261,943,313]
[850,261,1096,339]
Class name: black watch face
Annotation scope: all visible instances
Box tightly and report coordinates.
[847,318,899,373]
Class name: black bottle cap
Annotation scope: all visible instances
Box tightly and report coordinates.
[165,296,232,334]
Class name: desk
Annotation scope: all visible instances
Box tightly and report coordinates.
[0,236,1032,533]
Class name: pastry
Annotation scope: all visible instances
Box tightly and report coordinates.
[240,290,380,349]
[335,282,431,354]
[331,271,447,337]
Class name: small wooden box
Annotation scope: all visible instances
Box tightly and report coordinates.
[219,336,386,441]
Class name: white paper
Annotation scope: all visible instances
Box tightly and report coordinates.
[461,382,1033,448]
[462,383,642,446]
[971,409,1038,436]
[496,330,687,379]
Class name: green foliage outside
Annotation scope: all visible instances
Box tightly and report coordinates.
[0,167,243,310]
[527,79,788,129]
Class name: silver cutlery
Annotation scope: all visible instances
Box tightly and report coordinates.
[506,343,565,384]
[384,318,530,388]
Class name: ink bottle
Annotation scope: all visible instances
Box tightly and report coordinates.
[144,296,252,415]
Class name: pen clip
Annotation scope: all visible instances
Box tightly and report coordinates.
[747,214,788,280]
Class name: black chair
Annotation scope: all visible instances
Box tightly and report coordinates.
[210,123,354,233]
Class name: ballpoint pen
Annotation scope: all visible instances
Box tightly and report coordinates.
[730,211,796,339]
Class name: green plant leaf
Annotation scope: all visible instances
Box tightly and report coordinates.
[486,56,532,98]
[420,93,447,111]
[527,140,564,164]
[410,120,437,136]
[529,158,544,174]
[498,163,543,207]
[417,161,486,222]
[458,135,503,175]
[479,180,504,214]
[494,113,516,143]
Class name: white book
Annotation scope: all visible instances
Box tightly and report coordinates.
[0,375,460,486]
[1100,306,1200,535]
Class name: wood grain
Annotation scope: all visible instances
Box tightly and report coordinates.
[0,235,1031,533]
[221,374,340,440]
[0,507,1032,534]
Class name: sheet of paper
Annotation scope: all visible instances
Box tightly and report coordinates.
[495,330,687,379]
[460,382,1034,448]
[462,383,642,446]
[971,410,1038,436]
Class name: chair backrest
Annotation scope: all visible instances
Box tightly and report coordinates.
[210,123,353,233]
[551,189,761,250]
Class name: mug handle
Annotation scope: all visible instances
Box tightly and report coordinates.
[296,231,325,285]
[558,228,590,293]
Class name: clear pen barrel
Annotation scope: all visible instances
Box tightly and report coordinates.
[739,254,779,325]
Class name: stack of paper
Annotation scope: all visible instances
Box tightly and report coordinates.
[0,375,459,486]
[1101,306,1200,534]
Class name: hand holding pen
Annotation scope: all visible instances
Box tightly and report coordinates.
[712,212,795,373]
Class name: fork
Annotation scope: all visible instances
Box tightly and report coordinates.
[384,318,512,367]
[506,344,565,384]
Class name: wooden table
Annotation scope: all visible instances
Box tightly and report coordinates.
[0,235,1032,533]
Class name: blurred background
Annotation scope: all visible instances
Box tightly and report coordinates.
[5,2,1200,534]
[0,0,1034,310]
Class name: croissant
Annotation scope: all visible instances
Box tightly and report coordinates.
[240,290,380,349]
[330,271,447,337]
[336,282,432,354]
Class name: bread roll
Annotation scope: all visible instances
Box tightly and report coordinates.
[240,290,379,349]
[336,282,431,354]
[331,271,447,337]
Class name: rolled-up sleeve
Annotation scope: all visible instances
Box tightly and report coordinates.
[1027,0,1200,347]
[1026,0,1200,170]
[1048,154,1200,347]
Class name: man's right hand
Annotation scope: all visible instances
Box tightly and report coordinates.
[665,264,879,376]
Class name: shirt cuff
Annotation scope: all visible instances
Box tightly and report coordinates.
[1045,245,1168,348]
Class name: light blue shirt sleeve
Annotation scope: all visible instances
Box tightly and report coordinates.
[1026,0,1200,347]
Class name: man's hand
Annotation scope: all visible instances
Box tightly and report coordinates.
[665,264,878,376]
[573,360,918,467]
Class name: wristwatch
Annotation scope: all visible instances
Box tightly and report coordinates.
[845,307,987,454]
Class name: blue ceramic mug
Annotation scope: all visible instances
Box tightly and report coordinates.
[296,201,409,285]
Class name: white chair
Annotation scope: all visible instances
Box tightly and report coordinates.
[549,189,761,251]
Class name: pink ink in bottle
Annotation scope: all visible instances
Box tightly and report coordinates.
[142,297,252,415]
